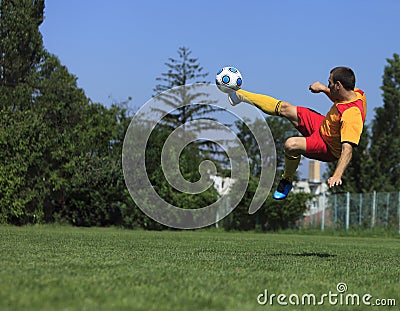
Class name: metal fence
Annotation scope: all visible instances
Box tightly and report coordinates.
[301,192,400,233]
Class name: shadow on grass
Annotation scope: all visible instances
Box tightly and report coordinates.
[269,252,336,258]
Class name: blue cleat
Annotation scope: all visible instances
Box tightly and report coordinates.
[273,179,293,200]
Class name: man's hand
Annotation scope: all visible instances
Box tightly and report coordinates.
[328,143,353,188]
[309,81,329,93]
[327,176,342,188]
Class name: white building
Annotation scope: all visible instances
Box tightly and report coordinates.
[293,161,328,217]
[209,175,234,196]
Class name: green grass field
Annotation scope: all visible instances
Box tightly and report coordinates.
[0,226,399,311]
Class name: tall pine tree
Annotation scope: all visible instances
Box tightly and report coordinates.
[145,47,222,213]
[153,46,208,94]
[152,46,218,130]
[152,46,225,167]
[370,53,400,191]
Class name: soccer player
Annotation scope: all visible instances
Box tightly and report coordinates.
[227,67,367,200]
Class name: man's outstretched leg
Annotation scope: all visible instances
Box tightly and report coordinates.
[229,89,282,116]
[229,89,300,125]
[228,89,305,200]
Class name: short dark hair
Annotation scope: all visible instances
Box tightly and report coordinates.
[330,67,356,91]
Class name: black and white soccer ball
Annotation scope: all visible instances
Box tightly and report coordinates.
[215,66,243,93]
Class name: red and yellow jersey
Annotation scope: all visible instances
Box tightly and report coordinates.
[320,89,367,158]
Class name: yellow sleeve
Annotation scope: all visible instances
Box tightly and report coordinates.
[340,107,363,145]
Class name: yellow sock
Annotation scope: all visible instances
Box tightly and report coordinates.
[236,89,282,116]
[282,152,301,182]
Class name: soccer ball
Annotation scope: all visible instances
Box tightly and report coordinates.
[215,66,243,93]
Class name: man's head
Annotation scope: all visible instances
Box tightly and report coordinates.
[328,67,356,100]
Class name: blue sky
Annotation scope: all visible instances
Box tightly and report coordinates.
[40,0,400,178]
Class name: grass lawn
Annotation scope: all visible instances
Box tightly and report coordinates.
[0,226,399,310]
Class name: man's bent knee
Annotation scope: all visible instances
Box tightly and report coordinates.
[284,137,305,155]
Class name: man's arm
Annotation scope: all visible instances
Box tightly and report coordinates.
[327,142,353,188]
[309,81,335,102]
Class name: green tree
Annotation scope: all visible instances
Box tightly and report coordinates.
[0,0,46,223]
[0,103,47,223]
[0,0,44,88]
[34,53,133,226]
[369,53,400,191]
[0,49,132,225]
[0,0,135,225]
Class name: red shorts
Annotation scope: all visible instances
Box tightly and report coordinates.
[296,107,338,162]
